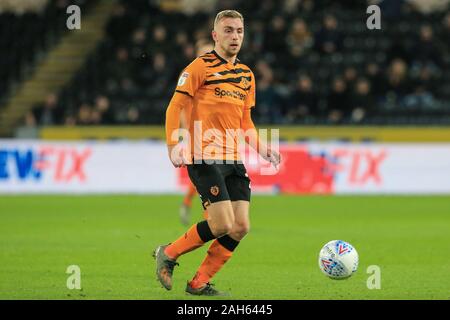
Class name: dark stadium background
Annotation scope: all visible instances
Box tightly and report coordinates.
[1,0,449,132]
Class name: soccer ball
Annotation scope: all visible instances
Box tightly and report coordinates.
[318,240,359,279]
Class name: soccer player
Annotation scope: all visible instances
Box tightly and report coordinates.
[179,40,214,226]
[154,10,280,296]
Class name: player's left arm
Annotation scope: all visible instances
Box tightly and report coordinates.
[241,71,281,168]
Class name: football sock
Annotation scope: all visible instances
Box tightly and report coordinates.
[189,235,239,289]
[164,220,215,260]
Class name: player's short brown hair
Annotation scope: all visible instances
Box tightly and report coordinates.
[214,10,244,29]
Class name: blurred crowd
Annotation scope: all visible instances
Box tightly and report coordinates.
[0,0,49,13]
[22,0,450,126]
[0,0,90,106]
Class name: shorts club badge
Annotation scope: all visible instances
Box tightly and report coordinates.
[210,186,220,196]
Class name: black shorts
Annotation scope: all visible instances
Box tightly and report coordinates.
[187,161,251,209]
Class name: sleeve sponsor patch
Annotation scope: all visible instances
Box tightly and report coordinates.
[177,72,189,86]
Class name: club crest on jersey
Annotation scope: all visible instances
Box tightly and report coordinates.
[178,72,189,86]
[210,185,220,196]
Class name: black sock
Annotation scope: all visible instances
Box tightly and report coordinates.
[217,234,240,252]
[196,220,215,242]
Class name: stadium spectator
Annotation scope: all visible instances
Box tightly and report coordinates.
[286,74,317,123]
[387,36,410,65]
[149,25,170,54]
[77,103,93,125]
[181,0,216,15]
[365,62,384,98]
[175,31,189,50]
[344,67,358,88]
[30,93,63,126]
[326,77,348,123]
[348,78,374,123]
[125,106,141,125]
[94,95,115,125]
[296,0,314,14]
[410,25,443,73]
[443,11,450,36]
[118,78,139,101]
[314,14,342,54]
[107,47,132,80]
[64,113,77,126]
[381,58,411,109]
[195,38,213,55]
[286,18,313,58]
[404,65,438,110]
[106,4,134,47]
[264,15,288,53]
[182,43,196,64]
[129,28,148,62]
[441,14,450,68]
[24,111,37,127]
[151,52,174,97]
[0,0,48,13]
[246,20,265,54]
[406,0,450,15]
[253,60,282,123]
[90,108,102,125]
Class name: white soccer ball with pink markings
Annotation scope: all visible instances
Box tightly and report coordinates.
[318,240,359,279]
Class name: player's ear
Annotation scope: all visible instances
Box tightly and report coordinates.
[211,30,218,42]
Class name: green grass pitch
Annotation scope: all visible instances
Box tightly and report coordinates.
[0,195,449,300]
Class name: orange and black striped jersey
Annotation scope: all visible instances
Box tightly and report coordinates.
[166,50,256,161]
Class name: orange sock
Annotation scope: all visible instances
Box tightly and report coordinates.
[189,237,238,289]
[183,183,197,207]
[164,221,215,260]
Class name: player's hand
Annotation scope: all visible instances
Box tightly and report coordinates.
[262,148,281,169]
[167,144,188,168]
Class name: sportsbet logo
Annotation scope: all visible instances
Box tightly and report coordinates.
[214,87,246,101]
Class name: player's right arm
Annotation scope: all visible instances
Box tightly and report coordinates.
[165,58,205,167]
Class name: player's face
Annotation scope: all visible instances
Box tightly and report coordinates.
[213,18,244,57]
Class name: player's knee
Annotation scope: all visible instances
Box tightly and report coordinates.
[207,202,234,236]
[231,222,250,240]
[241,224,250,236]
[211,222,234,237]
[208,215,234,237]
